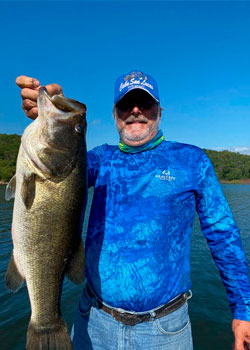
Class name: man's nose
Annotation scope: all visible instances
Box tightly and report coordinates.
[131,105,141,115]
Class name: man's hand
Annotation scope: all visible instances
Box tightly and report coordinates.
[233,319,250,349]
[16,75,63,120]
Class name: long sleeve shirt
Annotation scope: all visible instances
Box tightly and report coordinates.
[84,140,250,320]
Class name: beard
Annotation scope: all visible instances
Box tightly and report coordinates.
[120,123,151,142]
[115,113,161,144]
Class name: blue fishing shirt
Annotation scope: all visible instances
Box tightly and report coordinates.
[85,140,250,320]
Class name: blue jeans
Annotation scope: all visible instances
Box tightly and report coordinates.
[71,285,193,350]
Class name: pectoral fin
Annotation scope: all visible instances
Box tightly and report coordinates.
[5,172,36,209]
[21,173,36,209]
[5,175,16,201]
[65,239,85,285]
[5,252,24,292]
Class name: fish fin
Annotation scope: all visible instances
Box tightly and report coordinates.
[21,173,36,209]
[26,318,73,350]
[66,239,85,285]
[5,175,16,200]
[5,252,24,292]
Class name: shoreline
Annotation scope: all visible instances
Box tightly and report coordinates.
[1,180,250,185]
[220,179,250,184]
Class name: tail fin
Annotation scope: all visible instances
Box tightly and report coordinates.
[26,318,72,350]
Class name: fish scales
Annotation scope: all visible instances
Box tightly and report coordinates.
[14,163,84,322]
[5,87,87,350]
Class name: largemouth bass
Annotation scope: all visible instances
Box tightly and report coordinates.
[5,87,87,350]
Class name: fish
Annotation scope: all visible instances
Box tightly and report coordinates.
[5,87,87,350]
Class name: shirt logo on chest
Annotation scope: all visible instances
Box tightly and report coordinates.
[155,170,176,181]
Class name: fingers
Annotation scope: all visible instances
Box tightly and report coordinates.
[22,107,38,120]
[23,98,37,109]
[234,338,250,350]
[233,320,250,350]
[20,88,39,119]
[46,83,63,97]
[22,99,38,120]
[16,75,40,89]
[234,341,243,350]
[20,84,63,101]
[16,75,63,120]
[234,334,244,350]
[16,76,40,119]
[16,76,63,96]
[21,87,39,101]
[20,84,63,120]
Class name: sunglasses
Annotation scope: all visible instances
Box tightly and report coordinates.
[116,97,158,112]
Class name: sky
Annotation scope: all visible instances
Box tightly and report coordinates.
[0,0,250,153]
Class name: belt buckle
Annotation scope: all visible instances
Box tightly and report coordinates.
[186,290,192,300]
[111,309,141,326]
[111,309,119,320]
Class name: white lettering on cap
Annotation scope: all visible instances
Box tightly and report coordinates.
[119,78,153,92]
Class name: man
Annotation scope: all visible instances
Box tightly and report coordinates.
[16,71,250,350]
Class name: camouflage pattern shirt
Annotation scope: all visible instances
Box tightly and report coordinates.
[85,139,250,320]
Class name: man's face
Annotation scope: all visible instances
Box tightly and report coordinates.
[114,89,161,146]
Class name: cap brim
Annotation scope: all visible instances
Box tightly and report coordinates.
[116,86,159,104]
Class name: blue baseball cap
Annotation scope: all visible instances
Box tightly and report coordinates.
[114,70,160,104]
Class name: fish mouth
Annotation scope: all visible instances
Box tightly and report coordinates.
[39,87,86,114]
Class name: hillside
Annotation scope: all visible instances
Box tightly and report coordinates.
[0,134,250,183]
[0,134,21,182]
[204,149,250,181]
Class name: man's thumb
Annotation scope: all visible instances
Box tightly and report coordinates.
[234,336,244,350]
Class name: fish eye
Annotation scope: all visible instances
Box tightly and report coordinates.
[75,124,84,134]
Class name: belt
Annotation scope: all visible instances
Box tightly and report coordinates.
[86,284,189,326]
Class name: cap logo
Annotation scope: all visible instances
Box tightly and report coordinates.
[119,73,153,92]
[124,71,145,80]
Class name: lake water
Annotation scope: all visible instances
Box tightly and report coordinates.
[0,184,250,350]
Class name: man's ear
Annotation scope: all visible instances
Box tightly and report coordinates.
[158,106,163,119]
[112,105,116,119]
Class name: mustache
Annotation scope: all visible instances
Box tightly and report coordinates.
[125,115,148,124]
